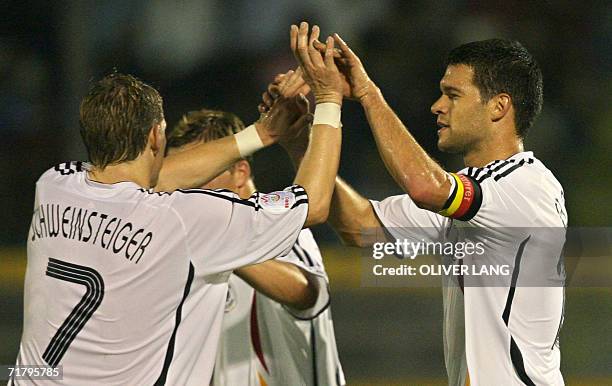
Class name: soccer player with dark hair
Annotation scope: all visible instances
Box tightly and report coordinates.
[273,23,566,386]
[14,37,345,386]
[167,108,345,386]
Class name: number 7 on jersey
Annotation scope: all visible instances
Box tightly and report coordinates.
[43,258,105,367]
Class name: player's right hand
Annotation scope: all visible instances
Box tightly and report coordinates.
[255,91,311,146]
[290,22,343,106]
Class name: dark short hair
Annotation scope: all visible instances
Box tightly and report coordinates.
[446,39,543,138]
[167,109,252,162]
[79,73,164,169]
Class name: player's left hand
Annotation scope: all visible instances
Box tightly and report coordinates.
[312,33,376,102]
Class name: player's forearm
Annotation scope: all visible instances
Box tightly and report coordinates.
[294,123,342,227]
[234,261,318,310]
[360,88,451,210]
[284,143,306,171]
[328,176,379,247]
[156,135,241,191]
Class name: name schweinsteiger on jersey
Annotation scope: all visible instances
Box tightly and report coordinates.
[13,162,308,385]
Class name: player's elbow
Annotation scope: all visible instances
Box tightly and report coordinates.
[305,203,330,226]
[286,280,319,310]
[407,185,445,212]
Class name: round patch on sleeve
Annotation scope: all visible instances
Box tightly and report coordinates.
[259,191,296,213]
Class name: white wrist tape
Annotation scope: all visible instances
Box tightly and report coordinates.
[313,103,341,128]
[235,124,265,157]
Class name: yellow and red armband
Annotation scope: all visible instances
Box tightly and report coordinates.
[439,173,483,221]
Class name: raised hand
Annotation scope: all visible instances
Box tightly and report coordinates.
[312,33,376,102]
[259,68,310,114]
[256,70,312,155]
[255,92,311,145]
[290,22,343,106]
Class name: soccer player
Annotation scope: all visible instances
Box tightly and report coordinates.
[14,33,345,385]
[280,23,566,386]
[166,108,345,386]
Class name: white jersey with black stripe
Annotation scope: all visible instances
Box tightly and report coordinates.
[212,229,346,386]
[13,162,308,386]
[370,152,566,386]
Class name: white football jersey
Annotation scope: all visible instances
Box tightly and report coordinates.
[370,152,566,386]
[13,162,308,385]
[212,229,346,386]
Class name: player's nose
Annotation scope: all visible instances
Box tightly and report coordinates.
[430,96,446,115]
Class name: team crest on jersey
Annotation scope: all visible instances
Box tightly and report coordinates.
[259,191,295,213]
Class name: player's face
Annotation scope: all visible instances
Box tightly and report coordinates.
[431,64,490,153]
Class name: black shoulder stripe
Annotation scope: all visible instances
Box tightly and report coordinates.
[491,159,513,171]
[487,159,504,168]
[290,185,306,192]
[291,198,308,209]
[54,161,85,176]
[466,167,476,178]
[493,159,528,181]
[476,159,507,179]
[212,188,236,194]
[138,188,172,196]
[289,185,307,194]
[177,189,260,210]
[475,158,534,183]
[475,160,513,182]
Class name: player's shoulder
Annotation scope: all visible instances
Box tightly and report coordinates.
[460,151,562,194]
[170,188,260,212]
[38,161,87,183]
[170,184,308,216]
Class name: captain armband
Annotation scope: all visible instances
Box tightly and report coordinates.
[438,173,483,221]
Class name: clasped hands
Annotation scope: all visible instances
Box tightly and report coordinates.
[256,21,377,150]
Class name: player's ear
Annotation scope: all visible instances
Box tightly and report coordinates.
[489,93,512,123]
[231,160,251,188]
[148,121,167,157]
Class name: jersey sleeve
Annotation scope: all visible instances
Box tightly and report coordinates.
[173,185,308,275]
[437,168,555,228]
[277,229,330,320]
[369,194,447,244]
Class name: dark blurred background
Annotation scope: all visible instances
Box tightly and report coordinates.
[1,1,611,385]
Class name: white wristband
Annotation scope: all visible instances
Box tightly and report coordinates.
[313,103,341,128]
[234,124,265,157]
